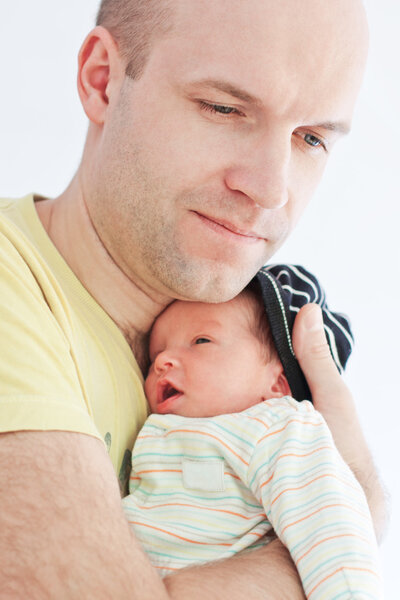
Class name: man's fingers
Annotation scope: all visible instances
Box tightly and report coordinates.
[292,303,347,402]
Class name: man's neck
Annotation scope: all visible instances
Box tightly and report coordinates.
[35,177,172,371]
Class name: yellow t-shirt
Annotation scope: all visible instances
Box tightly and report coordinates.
[0,194,148,494]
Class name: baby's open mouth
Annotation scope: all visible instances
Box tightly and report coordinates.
[158,380,183,405]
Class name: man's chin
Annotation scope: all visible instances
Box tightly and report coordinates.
[172,264,263,303]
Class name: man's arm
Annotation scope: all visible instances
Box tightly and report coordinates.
[0,431,169,600]
[292,303,389,542]
[164,539,304,600]
[0,430,305,600]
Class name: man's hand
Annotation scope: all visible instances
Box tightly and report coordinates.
[292,303,389,542]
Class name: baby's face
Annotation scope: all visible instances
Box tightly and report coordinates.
[145,296,285,418]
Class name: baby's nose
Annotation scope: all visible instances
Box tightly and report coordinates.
[154,350,177,375]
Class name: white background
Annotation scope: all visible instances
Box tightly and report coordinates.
[1,1,399,596]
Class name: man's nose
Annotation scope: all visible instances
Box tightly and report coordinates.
[224,130,291,210]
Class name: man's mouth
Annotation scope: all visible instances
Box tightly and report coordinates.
[193,211,265,243]
[157,380,183,406]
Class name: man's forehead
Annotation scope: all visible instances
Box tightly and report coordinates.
[173,0,367,43]
[148,0,368,121]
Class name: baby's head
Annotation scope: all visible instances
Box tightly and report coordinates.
[145,285,290,418]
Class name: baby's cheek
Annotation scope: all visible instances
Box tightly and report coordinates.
[144,374,154,402]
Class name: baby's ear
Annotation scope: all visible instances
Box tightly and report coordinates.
[270,368,291,398]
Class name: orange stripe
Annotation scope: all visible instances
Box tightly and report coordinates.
[225,472,241,480]
[165,429,249,465]
[156,565,180,572]
[248,531,266,539]
[281,503,368,535]
[139,502,264,520]
[295,533,369,565]
[260,473,274,489]
[129,521,232,546]
[277,446,332,459]
[259,418,323,443]
[308,566,379,598]
[136,469,182,475]
[134,470,240,480]
[271,472,348,506]
[248,416,270,430]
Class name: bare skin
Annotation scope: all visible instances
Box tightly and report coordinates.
[1,0,386,598]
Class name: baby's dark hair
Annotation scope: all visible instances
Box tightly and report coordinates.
[239,280,280,365]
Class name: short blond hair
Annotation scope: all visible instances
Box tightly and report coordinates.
[96,0,174,79]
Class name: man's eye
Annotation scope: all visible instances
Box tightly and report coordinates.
[304,133,324,149]
[199,101,239,116]
[194,337,211,345]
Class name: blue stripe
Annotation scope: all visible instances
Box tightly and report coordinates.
[134,452,224,460]
[249,442,333,488]
[266,490,351,526]
[302,551,377,585]
[211,422,255,448]
[130,487,261,509]
[290,520,352,554]
[332,590,378,600]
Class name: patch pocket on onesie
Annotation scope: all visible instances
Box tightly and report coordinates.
[182,458,225,492]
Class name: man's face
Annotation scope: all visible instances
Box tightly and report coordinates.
[88,0,368,303]
[144,296,281,417]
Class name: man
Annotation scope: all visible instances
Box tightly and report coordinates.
[0,1,385,598]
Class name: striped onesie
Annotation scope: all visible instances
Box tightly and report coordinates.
[122,396,382,598]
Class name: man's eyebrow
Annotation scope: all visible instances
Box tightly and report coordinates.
[310,120,351,135]
[186,78,262,106]
[186,79,351,135]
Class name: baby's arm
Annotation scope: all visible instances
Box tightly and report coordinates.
[292,303,387,541]
[248,399,382,599]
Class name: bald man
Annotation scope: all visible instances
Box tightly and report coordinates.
[0,1,385,598]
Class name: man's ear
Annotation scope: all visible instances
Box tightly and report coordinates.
[77,26,125,125]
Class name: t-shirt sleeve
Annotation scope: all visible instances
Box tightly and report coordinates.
[0,229,101,439]
[247,403,382,599]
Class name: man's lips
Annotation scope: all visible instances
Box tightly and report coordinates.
[193,211,265,242]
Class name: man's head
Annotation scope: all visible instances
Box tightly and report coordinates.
[95,0,174,80]
[144,290,290,418]
[78,0,368,304]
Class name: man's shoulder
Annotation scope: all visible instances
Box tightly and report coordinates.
[0,194,41,259]
[0,195,40,275]
[0,194,34,227]
[0,194,62,300]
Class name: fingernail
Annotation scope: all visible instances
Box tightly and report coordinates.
[303,305,324,332]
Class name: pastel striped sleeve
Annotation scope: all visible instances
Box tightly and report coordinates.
[247,403,382,599]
